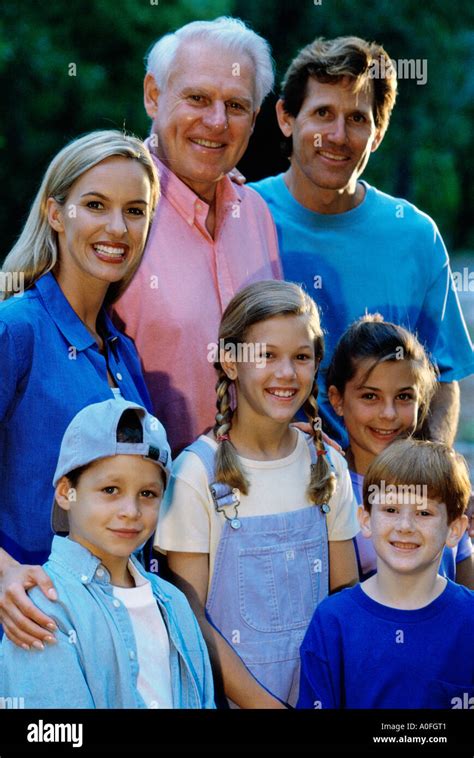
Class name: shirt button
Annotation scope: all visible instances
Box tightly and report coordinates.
[116,372,123,381]
[129,650,136,660]
[81,575,88,583]
[113,599,121,608]
[96,568,104,577]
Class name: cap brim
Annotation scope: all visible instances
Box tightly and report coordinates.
[51,498,70,535]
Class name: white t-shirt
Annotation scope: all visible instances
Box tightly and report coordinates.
[113,561,173,708]
[155,430,359,590]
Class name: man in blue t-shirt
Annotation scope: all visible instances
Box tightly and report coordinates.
[250,36,474,447]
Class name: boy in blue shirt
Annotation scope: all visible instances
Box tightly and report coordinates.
[0,398,215,708]
[297,438,474,709]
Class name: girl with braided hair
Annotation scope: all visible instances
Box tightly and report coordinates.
[155,280,359,708]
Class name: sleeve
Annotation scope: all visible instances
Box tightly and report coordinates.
[297,607,341,709]
[0,627,95,709]
[326,451,360,541]
[456,530,473,563]
[0,320,22,424]
[154,454,212,554]
[417,231,474,381]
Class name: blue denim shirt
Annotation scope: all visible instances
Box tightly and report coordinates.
[0,272,152,564]
[0,537,215,708]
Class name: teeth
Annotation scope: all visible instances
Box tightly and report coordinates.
[320,151,347,161]
[94,244,125,257]
[392,542,418,550]
[373,429,397,435]
[268,389,296,398]
[192,138,224,148]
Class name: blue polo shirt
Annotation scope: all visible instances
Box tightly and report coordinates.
[0,272,152,565]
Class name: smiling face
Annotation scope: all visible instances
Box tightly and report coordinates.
[223,314,317,429]
[56,455,164,586]
[358,497,464,579]
[47,156,152,295]
[276,76,383,212]
[144,40,258,202]
[329,359,420,475]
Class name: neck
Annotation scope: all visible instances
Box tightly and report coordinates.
[54,267,108,335]
[284,166,365,214]
[228,412,297,460]
[362,561,446,610]
[104,556,135,588]
[347,444,373,476]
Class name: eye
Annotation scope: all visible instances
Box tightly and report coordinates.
[126,207,146,217]
[188,94,204,104]
[351,112,367,123]
[397,393,414,402]
[86,200,104,210]
[417,510,432,517]
[361,392,377,401]
[296,353,312,361]
[140,490,159,499]
[102,486,118,495]
[316,107,328,117]
[384,506,397,514]
[227,101,245,111]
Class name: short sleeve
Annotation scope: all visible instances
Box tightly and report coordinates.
[456,530,473,563]
[326,450,359,541]
[297,606,340,709]
[155,452,212,554]
[417,232,474,381]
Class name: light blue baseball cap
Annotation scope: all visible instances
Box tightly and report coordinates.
[51,398,171,534]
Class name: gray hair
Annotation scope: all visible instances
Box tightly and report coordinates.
[146,16,274,108]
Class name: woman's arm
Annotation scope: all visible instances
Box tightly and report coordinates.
[166,551,286,709]
[328,539,358,593]
[0,549,58,647]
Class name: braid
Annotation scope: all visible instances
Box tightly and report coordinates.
[303,379,336,505]
[213,369,250,495]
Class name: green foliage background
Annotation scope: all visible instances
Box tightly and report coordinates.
[0,0,473,256]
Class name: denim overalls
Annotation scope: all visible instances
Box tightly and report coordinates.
[186,437,333,706]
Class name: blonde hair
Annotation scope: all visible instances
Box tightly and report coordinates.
[363,438,471,523]
[2,130,159,304]
[213,280,336,505]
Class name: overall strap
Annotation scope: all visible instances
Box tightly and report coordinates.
[185,439,241,518]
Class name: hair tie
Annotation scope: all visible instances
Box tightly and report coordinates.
[217,433,230,443]
[317,449,327,457]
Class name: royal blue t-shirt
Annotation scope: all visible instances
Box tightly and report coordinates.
[297,580,474,708]
[251,175,474,444]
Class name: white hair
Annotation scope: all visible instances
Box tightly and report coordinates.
[146,16,274,108]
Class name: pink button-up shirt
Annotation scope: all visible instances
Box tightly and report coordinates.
[112,155,281,454]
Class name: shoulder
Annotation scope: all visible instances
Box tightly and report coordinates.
[248,174,284,203]
[171,436,216,486]
[444,579,474,615]
[0,289,41,331]
[366,183,441,240]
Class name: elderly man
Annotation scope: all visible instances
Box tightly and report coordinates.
[251,36,473,448]
[113,17,281,454]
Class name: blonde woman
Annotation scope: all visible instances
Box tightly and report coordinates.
[0,130,158,650]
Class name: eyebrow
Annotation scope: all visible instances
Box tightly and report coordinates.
[359,385,415,391]
[264,344,314,350]
[180,87,253,109]
[80,191,148,204]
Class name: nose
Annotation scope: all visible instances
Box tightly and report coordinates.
[274,357,297,380]
[379,399,397,421]
[202,101,228,131]
[395,509,416,533]
[105,209,127,237]
[327,115,348,145]
[118,497,141,519]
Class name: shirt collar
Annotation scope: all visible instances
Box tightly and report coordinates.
[146,139,242,227]
[35,271,115,352]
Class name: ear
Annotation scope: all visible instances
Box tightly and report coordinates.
[370,128,384,154]
[357,505,372,538]
[221,353,238,382]
[144,72,160,120]
[55,476,74,512]
[328,385,344,417]
[249,107,260,136]
[275,98,294,138]
[445,514,469,549]
[46,197,65,233]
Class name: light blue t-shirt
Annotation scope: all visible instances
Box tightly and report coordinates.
[251,175,474,444]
